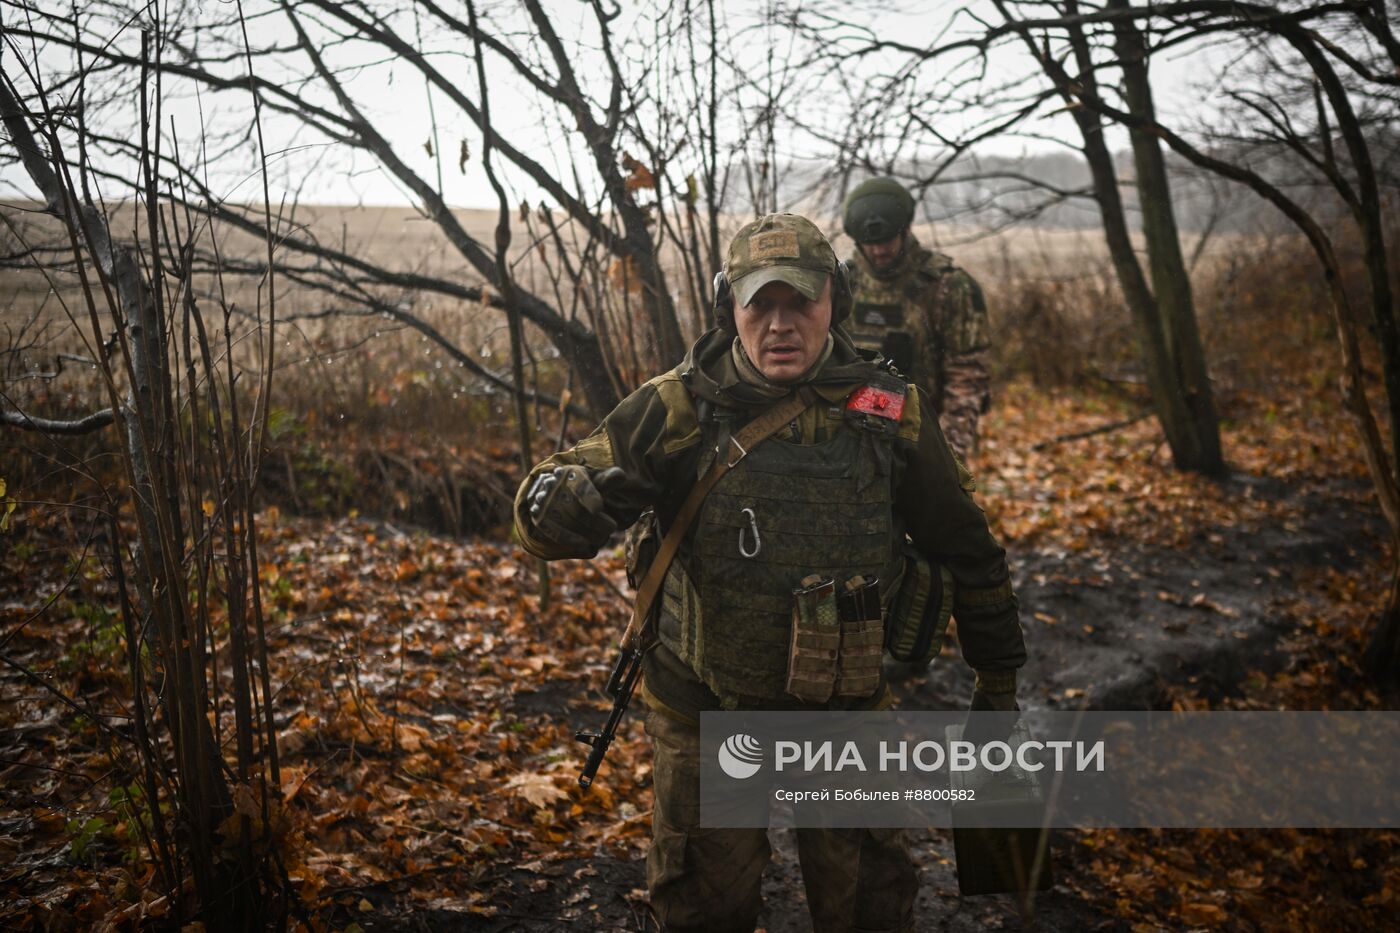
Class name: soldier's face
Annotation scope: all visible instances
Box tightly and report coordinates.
[735,278,833,383]
[859,232,906,272]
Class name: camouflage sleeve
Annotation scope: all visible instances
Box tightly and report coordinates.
[513,370,699,560]
[938,349,990,461]
[894,390,1025,674]
[941,268,990,356]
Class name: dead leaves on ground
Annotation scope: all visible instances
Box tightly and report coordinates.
[1068,827,1400,932]
[1,512,651,929]
[976,363,1368,556]
[0,348,1393,929]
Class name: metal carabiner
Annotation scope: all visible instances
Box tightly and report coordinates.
[738,507,761,558]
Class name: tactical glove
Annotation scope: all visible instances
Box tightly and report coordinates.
[526,465,625,558]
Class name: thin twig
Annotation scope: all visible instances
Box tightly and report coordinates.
[1032,411,1155,451]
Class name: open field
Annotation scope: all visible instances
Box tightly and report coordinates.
[2,199,1268,410]
[3,200,1337,543]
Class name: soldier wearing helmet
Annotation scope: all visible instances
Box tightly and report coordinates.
[842,178,992,461]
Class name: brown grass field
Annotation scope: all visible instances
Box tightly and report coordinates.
[2,199,1332,538]
[1,199,1260,400]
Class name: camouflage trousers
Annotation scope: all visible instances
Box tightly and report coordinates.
[644,709,918,933]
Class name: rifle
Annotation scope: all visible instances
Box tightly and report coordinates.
[571,387,816,788]
[575,641,646,788]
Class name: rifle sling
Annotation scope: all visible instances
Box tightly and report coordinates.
[621,386,817,649]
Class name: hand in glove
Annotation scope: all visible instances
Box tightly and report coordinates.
[526,465,628,558]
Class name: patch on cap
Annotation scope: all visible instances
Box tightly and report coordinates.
[749,230,800,261]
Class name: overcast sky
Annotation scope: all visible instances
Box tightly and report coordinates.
[0,0,1230,211]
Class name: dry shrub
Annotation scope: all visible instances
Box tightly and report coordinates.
[988,269,1134,388]
[1193,231,1336,399]
[236,330,563,536]
[979,224,1364,401]
[1,296,568,537]
[11,201,1376,537]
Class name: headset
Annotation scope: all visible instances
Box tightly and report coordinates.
[712,260,854,330]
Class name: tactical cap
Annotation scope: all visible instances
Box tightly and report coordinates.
[842,177,916,244]
[726,213,836,308]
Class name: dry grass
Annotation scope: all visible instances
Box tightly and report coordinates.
[1,201,1352,535]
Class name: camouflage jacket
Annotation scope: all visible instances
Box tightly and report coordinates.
[847,236,991,460]
[513,329,1025,719]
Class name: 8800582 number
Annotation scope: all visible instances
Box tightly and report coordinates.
[906,788,976,802]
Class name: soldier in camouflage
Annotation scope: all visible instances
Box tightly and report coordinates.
[842,178,992,461]
[516,214,1024,933]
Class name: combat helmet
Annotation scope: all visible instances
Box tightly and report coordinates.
[841,178,916,244]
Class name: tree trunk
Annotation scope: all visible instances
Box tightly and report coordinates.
[1363,551,1400,686]
[634,243,688,367]
[1049,12,1206,474]
[1111,0,1225,477]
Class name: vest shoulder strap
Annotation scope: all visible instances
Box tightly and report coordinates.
[919,250,957,277]
[621,387,817,649]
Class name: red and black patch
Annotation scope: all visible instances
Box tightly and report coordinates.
[846,383,906,421]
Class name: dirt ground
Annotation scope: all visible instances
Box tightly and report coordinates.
[4,359,1392,931]
[321,474,1384,933]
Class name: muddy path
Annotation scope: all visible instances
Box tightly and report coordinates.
[913,476,1384,715]
[349,476,1384,932]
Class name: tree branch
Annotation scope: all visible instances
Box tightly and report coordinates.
[1,406,115,434]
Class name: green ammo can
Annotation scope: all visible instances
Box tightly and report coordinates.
[945,721,1055,897]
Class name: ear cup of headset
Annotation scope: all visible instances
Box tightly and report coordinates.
[712,271,734,328]
[831,260,854,324]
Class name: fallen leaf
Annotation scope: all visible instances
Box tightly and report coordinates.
[508,771,568,809]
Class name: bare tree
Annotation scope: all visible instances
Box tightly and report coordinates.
[860,0,1399,677]
[1087,0,1400,680]
[811,0,1227,474]
[3,0,725,416]
[2,17,290,924]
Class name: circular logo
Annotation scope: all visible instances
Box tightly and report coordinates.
[718,733,764,780]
